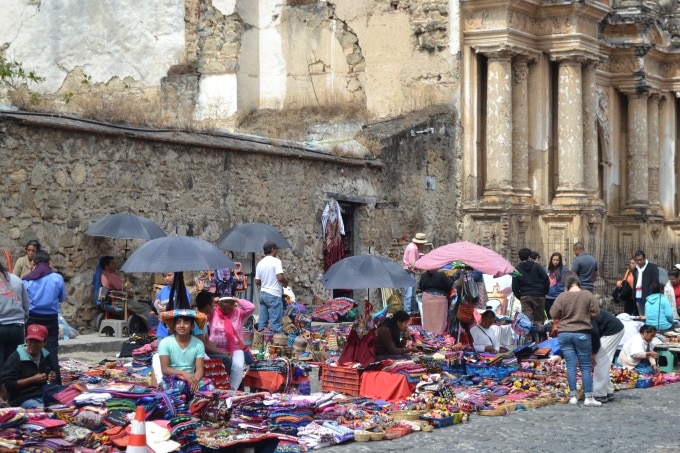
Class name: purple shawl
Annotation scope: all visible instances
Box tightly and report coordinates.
[22,262,53,281]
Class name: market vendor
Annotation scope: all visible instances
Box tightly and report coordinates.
[99,256,153,325]
[158,310,207,393]
[418,268,454,334]
[470,310,500,353]
[0,324,57,409]
[374,310,418,361]
[617,324,659,374]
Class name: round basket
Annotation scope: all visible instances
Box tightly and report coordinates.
[354,431,371,442]
[421,424,434,432]
[477,407,508,417]
[390,410,421,421]
[370,432,385,441]
[273,332,288,347]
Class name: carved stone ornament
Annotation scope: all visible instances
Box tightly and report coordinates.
[513,62,529,84]
[596,87,611,160]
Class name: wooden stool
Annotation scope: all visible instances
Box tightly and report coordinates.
[99,319,128,338]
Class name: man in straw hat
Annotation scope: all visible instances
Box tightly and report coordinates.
[158,309,207,394]
[402,232,428,315]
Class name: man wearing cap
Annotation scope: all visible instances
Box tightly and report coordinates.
[0,324,56,409]
[403,233,428,315]
[255,241,288,333]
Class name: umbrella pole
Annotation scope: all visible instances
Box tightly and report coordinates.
[249,253,256,302]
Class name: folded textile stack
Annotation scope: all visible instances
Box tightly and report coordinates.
[169,415,201,453]
[20,417,67,441]
[296,422,337,449]
[132,342,155,365]
[22,437,75,452]
[268,400,314,435]
[74,392,113,406]
[105,398,137,413]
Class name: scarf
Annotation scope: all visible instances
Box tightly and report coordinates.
[22,262,53,281]
[635,260,648,299]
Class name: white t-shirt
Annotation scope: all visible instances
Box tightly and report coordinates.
[255,255,284,297]
[470,324,500,353]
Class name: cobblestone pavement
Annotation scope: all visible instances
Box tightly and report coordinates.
[321,383,680,453]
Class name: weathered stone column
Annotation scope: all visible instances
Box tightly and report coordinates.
[626,92,649,211]
[484,52,514,197]
[582,61,599,197]
[555,59,585,199]
[512,57,531,197]
[648,93,661,212]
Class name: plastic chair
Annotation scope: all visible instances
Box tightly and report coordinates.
[656,350,676,373]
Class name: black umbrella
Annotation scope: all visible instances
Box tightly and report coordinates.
[321,255,416,290]
[216,223,292,300]
[216,223,292,252]
[121,236,235,274]
[85,213,166,258]
[85,213,166,240]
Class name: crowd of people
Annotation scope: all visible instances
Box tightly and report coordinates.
[2,232,679,412]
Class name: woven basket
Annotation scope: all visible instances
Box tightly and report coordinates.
[273,332,288,346]
[390,410,422,421]
[477,407,508,416]
[252,330,264,350]
[422,424,434,432]
[354,431,371,442]
[370,432,385,441]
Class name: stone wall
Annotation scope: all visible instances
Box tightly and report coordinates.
[0,110,458,330]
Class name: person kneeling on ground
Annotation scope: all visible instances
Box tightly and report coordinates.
[158,310,207,397]
[470,310,501,354]
[618,324,659,374]
[374,310,418,361]
[0,324,56,409]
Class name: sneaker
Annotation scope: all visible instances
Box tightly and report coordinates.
[584,398,602,407]
[607,394,615,401]
[569,396,578,405]
[593,396,608,404]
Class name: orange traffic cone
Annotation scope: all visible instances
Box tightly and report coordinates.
[126,405,149,452]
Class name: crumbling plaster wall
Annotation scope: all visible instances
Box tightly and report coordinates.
[1,0,460,127]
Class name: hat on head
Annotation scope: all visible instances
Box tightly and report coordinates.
[160,309,207,331]
[412,232,427,244]
[26,324,48,341]
[674,264,680,271]
[218,296,239,305]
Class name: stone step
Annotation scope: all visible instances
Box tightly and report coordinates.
[59,332,126,355]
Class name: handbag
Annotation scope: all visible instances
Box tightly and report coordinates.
[612,280,632,304]
[456,302,476,323]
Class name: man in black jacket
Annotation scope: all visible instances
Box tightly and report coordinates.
[632,250,660,316]
[512,248,550,326]
[591,309,625,403]
[0,324,56,408]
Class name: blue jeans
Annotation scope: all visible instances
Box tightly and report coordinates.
[558,331,594,397]
[21,398,44,409]
[259,292,283,332]
[403,272,417,313]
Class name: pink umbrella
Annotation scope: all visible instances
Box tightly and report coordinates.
[414,241,515,277]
